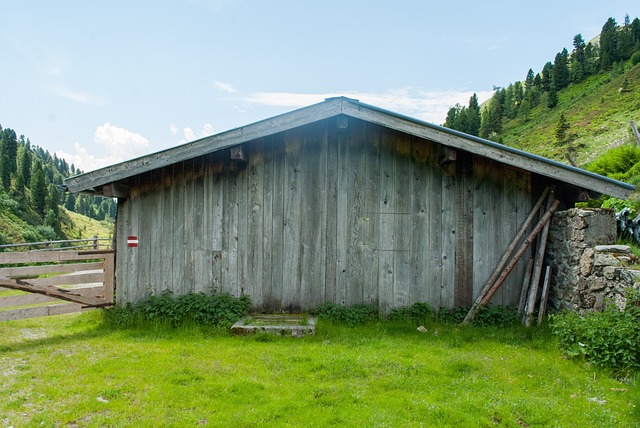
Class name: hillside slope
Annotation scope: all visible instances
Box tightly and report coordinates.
[0,205,113,247]
[499,63,640,168]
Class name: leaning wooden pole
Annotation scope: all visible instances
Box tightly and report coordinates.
[479,199,559,306]
[631,120,640,146]
[537,266,552,325]
[517,258,534,314]
[523,193,557,327]
[460,188,550,325]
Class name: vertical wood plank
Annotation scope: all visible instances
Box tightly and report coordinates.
[335,127,349,306]
[193,250,212,293]
[500,166,520,305]
[115,198,131,302]
[248,140,264,308]
[454,153,474,306]
[182,159,196,295]
[411,137,430,304]
[161,167,174,293]
[440,159,456,308]
[426,142,443,309]
[270,134,286,310]
[300,124,328,308]
[261,137,274,310]
[222,158,239,296]
[514,170,532,305]
[283,129,303,310]
[346,119,366,306]
[136,191,151,301]
[103,252,115,304]
[324,124,338,305]
[130,194,146,302]
[193,157,208,292]
[209,157,224,292]
[363,123,380,305]
[237,152,249,298]
[148,169,165,296]
[472,157,492,301]
[393,132,412,307]
[377,128,395,311]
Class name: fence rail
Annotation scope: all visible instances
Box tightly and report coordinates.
[0,248,115,322]
[0,236,112,251]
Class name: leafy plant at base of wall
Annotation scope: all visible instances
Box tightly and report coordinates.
[388,302,435,325]
[437,306,520,326]
[310,303,379,326]
[311,302,519,328]
[103,290,251,329]
[549,290,640,374]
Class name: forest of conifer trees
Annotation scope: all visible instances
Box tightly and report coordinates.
[0,125,115,243]
[444,15,640,139]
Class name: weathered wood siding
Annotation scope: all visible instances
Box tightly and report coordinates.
[115,118,531,311]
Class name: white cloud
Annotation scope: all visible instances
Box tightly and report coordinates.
[180,123,214,144]
[214,80,237,93]
[169,123,178,135]
[57,123,150,172]
[94,123,150,156]
[242,88,493,125]
[50,86,106,106]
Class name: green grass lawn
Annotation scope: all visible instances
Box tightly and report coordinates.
[1,312,638,427]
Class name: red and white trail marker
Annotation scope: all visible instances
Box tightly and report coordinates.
[127,236,139,248]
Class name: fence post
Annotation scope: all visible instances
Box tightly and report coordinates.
[93,235,99,250]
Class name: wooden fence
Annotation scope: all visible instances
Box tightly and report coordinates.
[0,249,114,321]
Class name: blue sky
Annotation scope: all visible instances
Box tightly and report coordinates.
[0,1,637,172]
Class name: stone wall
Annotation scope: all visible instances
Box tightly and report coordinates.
[546,208,640,313]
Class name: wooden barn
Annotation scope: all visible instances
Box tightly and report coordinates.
[65,97,633,312]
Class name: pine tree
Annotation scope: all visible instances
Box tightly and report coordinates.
[444,104,463,129]
[466,93,481,136]
[30,161,48,216]
[519,99,531,122]
[571,34,586,83]
[555,113,570,145]
[1,128,18,175]
[541,62,553,92]
[599,17,619,69]
[480,94,503,138]
[584,42,598,76]
[18,145,31,185]
[64,194,76,211]
[553,48,570,90]
[547,82,558,108]
[0,153,11,189]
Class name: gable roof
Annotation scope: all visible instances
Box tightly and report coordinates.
[64,96,634,199]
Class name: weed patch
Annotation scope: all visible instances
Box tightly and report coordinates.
[102,290,250,329]
[550,290,640,375]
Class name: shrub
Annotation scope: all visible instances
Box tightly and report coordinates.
[549,291,640,373]
[389,302,435,325]
[103,290,251,328]
[585,144,640,181]
[311,302,379,326]
[437,305,520,326]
